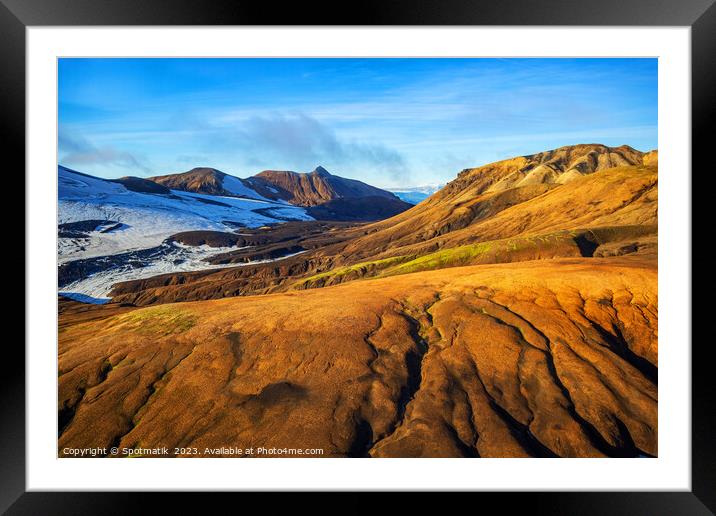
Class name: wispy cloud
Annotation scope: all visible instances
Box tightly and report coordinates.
[228,113,407,181]
[59,127,151,175]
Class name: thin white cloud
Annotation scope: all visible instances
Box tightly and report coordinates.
[59,128,152,175]
[219,113,409,181]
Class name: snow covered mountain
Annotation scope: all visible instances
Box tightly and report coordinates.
[389,184,445,205]
[149,167,277,201]
[151,166,411,220]
[59,165,311,261]
[58,165,312,301]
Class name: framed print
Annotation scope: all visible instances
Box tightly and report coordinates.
[5,0,711,512]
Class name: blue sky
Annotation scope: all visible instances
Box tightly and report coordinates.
[58,58,657,188]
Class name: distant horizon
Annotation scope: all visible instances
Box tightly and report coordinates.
[58,141,657,189]
[59,58,657,189]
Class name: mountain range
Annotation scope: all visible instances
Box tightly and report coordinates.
[149,165,408,207]
[57,143,658,458]
[58,164,412,299]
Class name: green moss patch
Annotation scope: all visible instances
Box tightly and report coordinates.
[294,255,414,288]
[108,305,196,336]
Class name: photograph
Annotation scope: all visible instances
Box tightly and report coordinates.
[56,57,658,459]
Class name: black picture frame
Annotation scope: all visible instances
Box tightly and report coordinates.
[5,0,710,513]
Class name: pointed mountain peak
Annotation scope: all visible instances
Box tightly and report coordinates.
[311,166,331,177]
[185,167,225,177]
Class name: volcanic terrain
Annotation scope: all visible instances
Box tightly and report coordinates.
[58,144,658,458]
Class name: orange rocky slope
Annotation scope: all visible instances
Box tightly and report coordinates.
[59,256,656,458]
